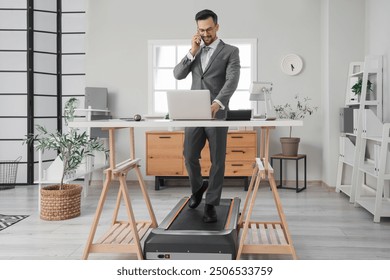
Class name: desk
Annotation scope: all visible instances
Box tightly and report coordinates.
[69,119,302,260]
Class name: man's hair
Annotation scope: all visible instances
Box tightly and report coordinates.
[195,9,218,24]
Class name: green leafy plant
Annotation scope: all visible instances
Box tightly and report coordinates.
[274,95,318,137]
[351,77,373,96]
[25,98,108,189]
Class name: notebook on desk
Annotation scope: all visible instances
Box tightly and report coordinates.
[167,90,213,120]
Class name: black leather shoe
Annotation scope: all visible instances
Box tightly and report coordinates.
[188,181,208,209]
[203,204,217,223]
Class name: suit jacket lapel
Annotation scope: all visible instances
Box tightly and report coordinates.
[203,40,225,74]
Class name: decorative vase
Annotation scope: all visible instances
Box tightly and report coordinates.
[40,184,82,221]
[280,137,300,156]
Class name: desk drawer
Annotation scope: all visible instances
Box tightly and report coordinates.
[147,158,183,175]
[201,147,256,161]
[225,161,254,176]
[197,160,254,177]
[227,132,256,147]
[226,147,256,161]
[147,133,183,157]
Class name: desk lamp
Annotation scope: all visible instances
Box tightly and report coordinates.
[249,81,276,120]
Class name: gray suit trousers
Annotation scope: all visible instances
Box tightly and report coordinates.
[184,126,228,206]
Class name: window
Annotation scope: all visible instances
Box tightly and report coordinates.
[148,39,257,115]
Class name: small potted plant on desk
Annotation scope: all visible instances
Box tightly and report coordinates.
[25,98,108,221]
[274,95,318,156]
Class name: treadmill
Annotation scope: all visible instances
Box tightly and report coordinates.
[144,197,241,260]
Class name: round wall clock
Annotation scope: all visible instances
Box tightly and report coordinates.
[281,54,303,76]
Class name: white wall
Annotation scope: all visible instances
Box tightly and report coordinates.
[87,0,390,184]
[321,0,365,187]
[321,0,390,187]
[86,0,324,181]
[366,0,390,122]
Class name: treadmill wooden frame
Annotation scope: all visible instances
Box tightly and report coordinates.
[68,119,301,260]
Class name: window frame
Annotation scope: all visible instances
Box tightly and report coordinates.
[147,38,258,115]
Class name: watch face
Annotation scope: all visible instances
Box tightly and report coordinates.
[281,54,303,75]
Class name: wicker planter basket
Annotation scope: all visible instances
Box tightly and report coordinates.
[40,184,82,221]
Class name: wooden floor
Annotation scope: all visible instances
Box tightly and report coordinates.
[0,179,390,260]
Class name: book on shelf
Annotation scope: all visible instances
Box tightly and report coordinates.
[340,107,354,134]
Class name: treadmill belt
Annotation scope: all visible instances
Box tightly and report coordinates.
[168,199,231,231]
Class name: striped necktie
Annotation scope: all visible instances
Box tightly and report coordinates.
[201,46,212,71]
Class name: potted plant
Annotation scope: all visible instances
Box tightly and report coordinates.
[351,77,373,100]
[25,98,108,221]
[274,95,318,156]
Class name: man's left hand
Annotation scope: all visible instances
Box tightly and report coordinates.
[211,102,220,118]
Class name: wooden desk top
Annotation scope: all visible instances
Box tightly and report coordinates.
[69,119,303,129]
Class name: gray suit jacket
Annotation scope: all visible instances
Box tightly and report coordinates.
[173,40,240,119]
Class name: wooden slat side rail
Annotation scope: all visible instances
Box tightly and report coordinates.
[112,158,140,175]
[238,222,288,245]
[275,224,288,245]
[240,244,293,255]
[250,223,259,244]
[120,223,144,245]
[164,198,189,229]
[258,223,269,244]
[225,199,235,229]
[239,222,293,255]
[96,223,122,244]
[97,223,126,244]
[94,222,151,246]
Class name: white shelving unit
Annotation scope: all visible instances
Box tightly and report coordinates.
[336,55,389,222]
[336,60,366,201]
[355,123,390,223]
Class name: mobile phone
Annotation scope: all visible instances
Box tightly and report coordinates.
[195,31,202,45]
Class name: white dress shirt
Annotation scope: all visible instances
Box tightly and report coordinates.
[186,39,225,109]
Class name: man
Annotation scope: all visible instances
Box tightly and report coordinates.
[173,9,240,223]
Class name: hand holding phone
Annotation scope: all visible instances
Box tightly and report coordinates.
[190,31,202,56]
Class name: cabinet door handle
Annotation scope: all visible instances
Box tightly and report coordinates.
[159,136,171,139]
[231,136,243,138]
[231,150,245,153]
[231,164,244,166]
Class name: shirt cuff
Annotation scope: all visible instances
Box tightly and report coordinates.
[213,99,225,110]
[186,51,195,61]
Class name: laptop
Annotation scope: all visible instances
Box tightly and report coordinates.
[167,90,213,120]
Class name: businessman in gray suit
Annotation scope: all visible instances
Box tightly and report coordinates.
[173,9,240,223]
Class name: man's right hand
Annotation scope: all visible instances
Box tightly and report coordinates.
[190,32,202,56]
